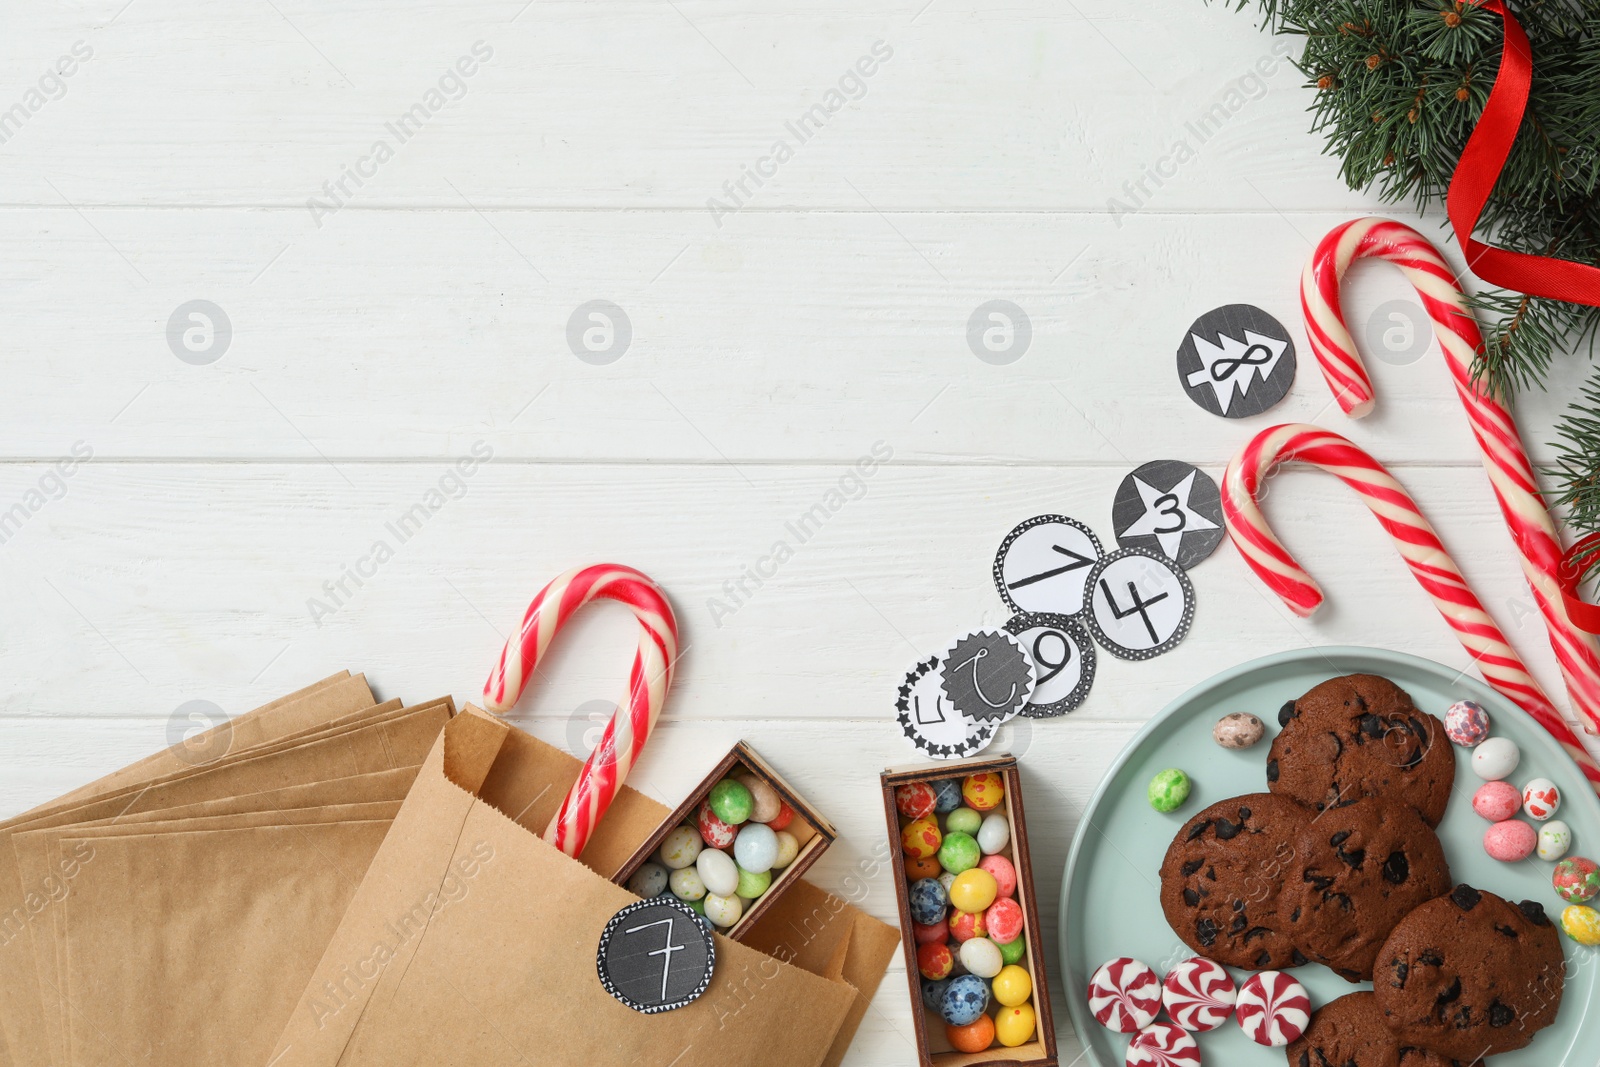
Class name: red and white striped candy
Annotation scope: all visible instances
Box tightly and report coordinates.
[1087,957,1161,1033]
[1303,216,1600,737]
[483,564,678,859]
[1161,957,1236,1032]
[1235,971,1310,1047]
[1223,423,1600,801]
[1125,1022,1200,1067]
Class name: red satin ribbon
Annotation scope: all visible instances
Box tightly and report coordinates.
[1561,533,1600,635]
[1449,1,1600,305]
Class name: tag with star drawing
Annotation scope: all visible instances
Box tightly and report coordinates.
[896,654,999,759]
[1176,304,1296,418]
[1112,459,1226,569]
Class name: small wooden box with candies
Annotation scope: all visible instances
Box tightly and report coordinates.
[881,757,1058,1067]
[613,741,836,942]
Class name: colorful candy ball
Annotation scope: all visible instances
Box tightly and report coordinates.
[901,815,942,860]
[939,974,990,1026]
[697,802,737,849]
[1538,820,1573,862]
[709,779,754,825]
[773,830,800,869]
[1522,777,1561,821]
[939,831,981,874]
[658,824,703,869]
[998,934,1027,965]
[1554,857,1600,903]
[977,813,1011,855]
[917,941,954,980]
[963,773,1005,811]
[735,866,771,899]
[1444,699,1491,746]
[980,854,1017,899]
[1562,904,1600,946]
[1472,780,1521,822]
[905,853,940,881]
[765,800,795,831]
[912,920,946,945]
[920,977,951,1010]
[1484,819,1537,862]
[945,1014,995,1053]
[949,869,998,913]
[703,892,742,928]
[669,866,706,901]
[1213,712,1265,749]
[931,778,963,814]
[627,862,668,897]
[995,1003,1037,1047]
[696,847,740,897]
[735,773,782,823]
[959,936,1003,979]
[949,908,987,943]
[908,878,949,927]
[733,823,779,873]
[1471,736,1521,781]
[945,807,982,836]
[1147,768,1191,813]
[992,963,1033,1007]
[895,781,937,819]
[938,871,956,895]
[985,896,1024,944]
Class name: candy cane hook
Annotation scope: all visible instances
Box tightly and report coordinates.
[1224,422,1600,796]
[1303,216,1600,734]
[484,564,679,858]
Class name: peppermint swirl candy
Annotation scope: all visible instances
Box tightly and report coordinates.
[1087,957,1160,1033]
[1161,956,1236,1032]
[1125,1021,1200,1067]
[1236,970,1310,1047]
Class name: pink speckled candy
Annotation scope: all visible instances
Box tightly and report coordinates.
[1484,819,1537,862]
[697,802,737,849]
[895,782,937,819]
[1444,699,1491,746]
[985,897,1024,944]
[1087,957,1160,1033]
[1522,778,1561,821]
[1162,957,1236,1032]
[980,854,1017,899]
[1473,781,1521,822]
[1236,971,1309,1047]
[1125,1021,1200,1067]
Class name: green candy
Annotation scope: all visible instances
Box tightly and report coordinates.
[685,895,706,915]
[1148,768,1192,813]
[736,866,772,899]
[709,779,754,824]
[998,934,1026,965]
[945,807,982,835]
[938,831,981,874]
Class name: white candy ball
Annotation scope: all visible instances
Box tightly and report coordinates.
[958,937,1004,979]
[773,830,800,868]
[1522,777,1561,821]
[657,825,703,870]
[696,847,740,898]
[1471,737,1521,781]
[977,813,1011,855]
[703,892,743,928]
[669,866,707,901]
[733,823,778,873]
[1537,820,1572,862]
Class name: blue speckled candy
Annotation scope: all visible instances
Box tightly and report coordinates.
[921,977,952,1010]
[931,778,963,814]
[940,974,990,1026]
[909,877,949,927]
[626,862,668,898]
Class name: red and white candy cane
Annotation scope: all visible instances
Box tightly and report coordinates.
[1223,422,1600,797]
[483,564,678,858]
[1303,216,1600,733]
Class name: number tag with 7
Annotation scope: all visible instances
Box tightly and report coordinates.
[596,897,716,1014]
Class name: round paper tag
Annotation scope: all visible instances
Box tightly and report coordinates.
[1176,304,1296,418]
[596,897,716,1014]
[1003,612,1096,717]
[993,515,1103,617]
[896,654,998,760]
[1084,548,1196,660]
[1112,459,1225,569]
[939,629,1036,723]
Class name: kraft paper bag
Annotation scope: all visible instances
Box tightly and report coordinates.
[273,708,899,1067]
[0,693,452,1067]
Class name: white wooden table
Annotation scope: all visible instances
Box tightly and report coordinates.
[5,3,1598,1063]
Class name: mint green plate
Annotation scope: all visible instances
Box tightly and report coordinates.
[1059,647,1598,1065]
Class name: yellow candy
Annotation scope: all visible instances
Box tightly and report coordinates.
[900,815,942,860]
[992,964,1032,1007]
[994,1002,1036,1047]
[948,869,998,913]
[1564,904,1600,946]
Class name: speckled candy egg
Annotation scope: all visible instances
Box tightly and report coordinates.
[733,823,778,873]
[940,975,990,1026]
[627,862,668,898]
[902,815,942,860]
[1148,768,1191,813]
[1562,905,1600,946]
[735,866,771,899]
[669,866,706,901]
[1472,736,1521,781]
[736,773,782,823]
[895,781,938,819]
[917,941,954,980]
[962,773,1005,812]
[980,854,1017,899]
[765,800,796,831]
[696,847,740,897]
[703,892,742,928]
[959,937,1003,979]
[949,869,998,913]
[906,853,940,881]
[977,813,1011,855]
[994,1003,1037,1048]
[946,807,982,836]
[949,909,987,942]
[1554,857,1600,903]
[1538,820,1573,862]
[909,877,950,927]
[938,871,957,895]
[939,832,981,874]
[1444,700,1491,746]
[1484,819,1537,862]
[921,977,952,1011]
[658,824,703,869]
[985,897,1024,944]
[931,778,964,813]
[1213,712,1265,749]
[697,802,737,849]
[1473,780,1521,822]
[1522,777,1561,821]
[999,934,1027,965]
[773,829,799,868]
[709,779,754,825]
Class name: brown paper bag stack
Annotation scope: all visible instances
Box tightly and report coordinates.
[0,672,454,1067]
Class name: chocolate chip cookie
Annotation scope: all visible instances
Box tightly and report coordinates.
[1287,994,1464,1067]
[1286,797,1452,982]
[1373,886,1564,1061]
[1159,792,1311,970]
[1269,674,1455,827]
